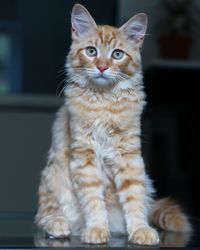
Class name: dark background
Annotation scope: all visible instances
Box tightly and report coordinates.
[0,0,200,219]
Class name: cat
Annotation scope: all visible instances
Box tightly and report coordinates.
[35,4,191,246]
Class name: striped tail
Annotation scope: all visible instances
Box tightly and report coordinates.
[149,197,192,233]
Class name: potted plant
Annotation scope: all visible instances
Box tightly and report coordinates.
[158,0,196,59]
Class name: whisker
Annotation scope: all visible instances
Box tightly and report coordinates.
[56,77,68,96]
[112,73,141,103]
[57,66,67,75]
[56,71,67,78]
[56,74,78,97]
[57,68,67,74]
[57,71,90,96]
[57,66,67,72]
[58,84,67,97]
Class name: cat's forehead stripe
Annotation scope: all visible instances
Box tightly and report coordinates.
[98,30,104,44]
[97,26,118,47]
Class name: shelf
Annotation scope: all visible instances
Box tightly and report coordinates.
[0,94,62,110]
[146,59,200,70]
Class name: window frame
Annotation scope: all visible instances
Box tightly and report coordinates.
[0,21,22,93]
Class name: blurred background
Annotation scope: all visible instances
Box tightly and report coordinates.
[0,0,200,220]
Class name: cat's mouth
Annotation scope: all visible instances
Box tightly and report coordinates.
[93,74,112,85]
[95,74,109,80]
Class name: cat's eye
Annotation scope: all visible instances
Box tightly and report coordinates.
[85,46,97,57]
[111,49,124,60]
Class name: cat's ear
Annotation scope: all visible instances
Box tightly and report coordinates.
[71,4,97,39]
[119,13,148,48]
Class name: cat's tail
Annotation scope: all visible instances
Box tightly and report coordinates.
[149,197,192,233]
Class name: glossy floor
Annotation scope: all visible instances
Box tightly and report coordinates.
[0,216,199,249]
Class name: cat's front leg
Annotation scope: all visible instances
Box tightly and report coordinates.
[114,154,159,246]
[70,148,109,244]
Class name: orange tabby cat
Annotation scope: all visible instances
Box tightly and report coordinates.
[35,4,191,245]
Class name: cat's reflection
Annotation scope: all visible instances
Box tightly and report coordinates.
[34,230,192,248]
[159,230,192,247]
[34,232,72,247]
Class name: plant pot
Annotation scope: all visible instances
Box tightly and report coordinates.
[159,35,192,59]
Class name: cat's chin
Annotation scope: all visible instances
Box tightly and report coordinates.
[92,76,113,87]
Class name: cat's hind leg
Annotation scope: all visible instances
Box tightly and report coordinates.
[35,106,81,238]
[35,161,72,238]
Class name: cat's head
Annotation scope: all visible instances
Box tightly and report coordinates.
[66,4,147,89]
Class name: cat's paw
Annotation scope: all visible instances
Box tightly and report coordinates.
[130,227,159,246]
[82,226,109,244]
[45,217,70,239]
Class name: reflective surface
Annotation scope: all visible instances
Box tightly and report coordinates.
[0,216,199,249]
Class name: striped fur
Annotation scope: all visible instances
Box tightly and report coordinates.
[35,4,191,246]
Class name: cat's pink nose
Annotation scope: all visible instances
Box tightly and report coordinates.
[97,65,108,73]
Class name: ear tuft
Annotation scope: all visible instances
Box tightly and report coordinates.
[120,13,148,47]
[71,4,96,38]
